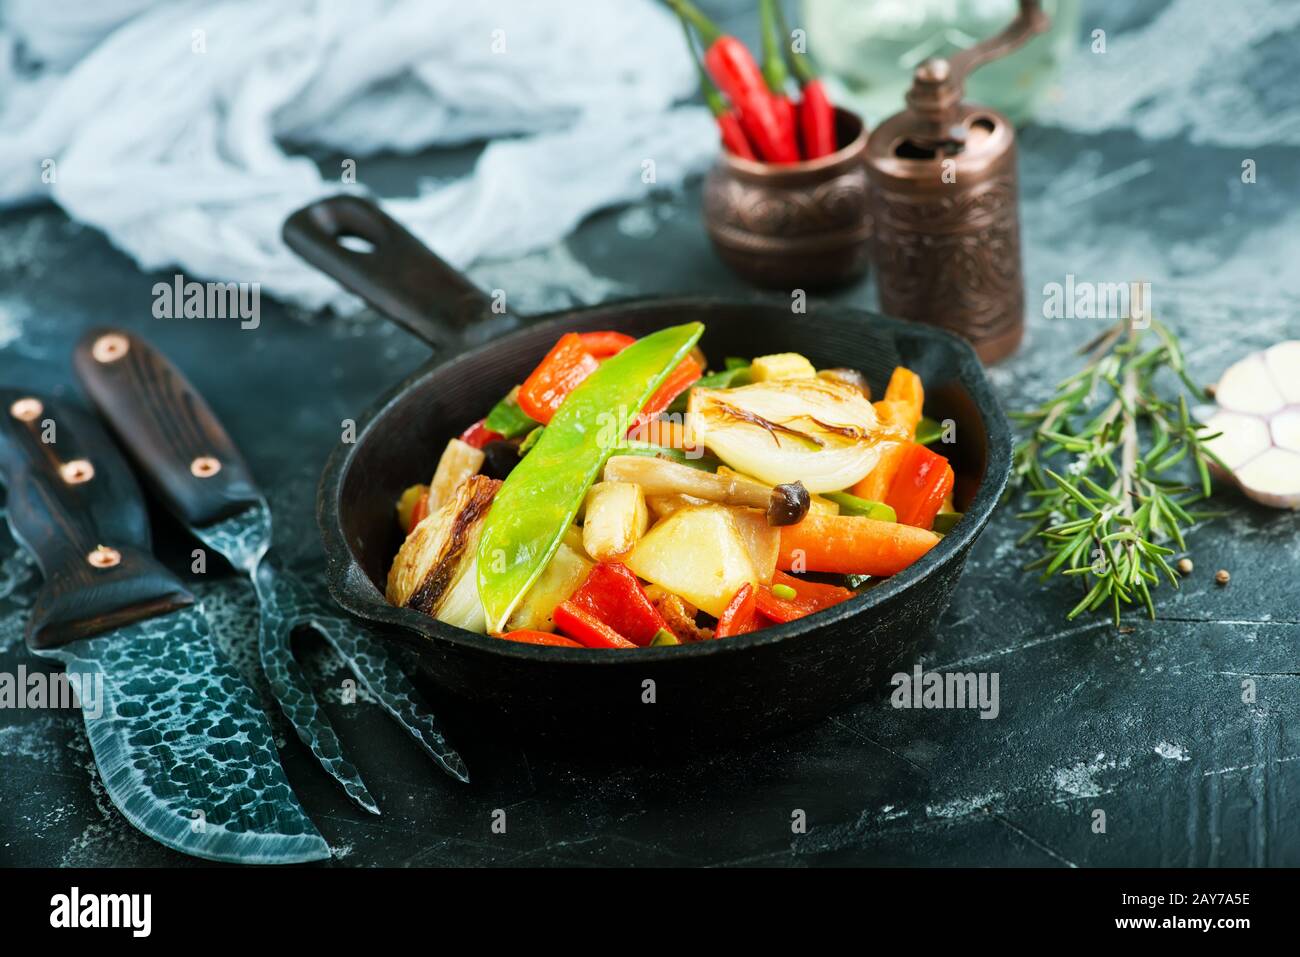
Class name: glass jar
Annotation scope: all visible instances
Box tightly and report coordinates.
[802,0,1080,126]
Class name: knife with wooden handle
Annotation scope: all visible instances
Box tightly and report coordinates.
[0,388,328,863]
[74,329,468,811]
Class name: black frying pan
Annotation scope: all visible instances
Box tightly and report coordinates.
[282,195,1012,746]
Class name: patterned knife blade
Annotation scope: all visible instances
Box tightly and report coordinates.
[0,389,329,864]
[74,328,468,810]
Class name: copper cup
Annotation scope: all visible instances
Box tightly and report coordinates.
[702,108,871,290]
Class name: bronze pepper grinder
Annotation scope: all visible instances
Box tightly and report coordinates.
[866,0,1050,363]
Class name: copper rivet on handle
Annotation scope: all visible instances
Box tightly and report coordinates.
[9,397,42,421]
[87,546,120,569]
[91,333,129,363]
[59,459,95,484]
[191,456,221,478]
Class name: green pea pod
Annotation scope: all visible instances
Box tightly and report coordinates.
[477,322,704,631]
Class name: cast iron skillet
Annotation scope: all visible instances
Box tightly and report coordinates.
[283,195,1012,747]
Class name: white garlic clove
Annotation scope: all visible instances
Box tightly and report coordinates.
[1215,354,1284,416]
[1235,447,1300,510]
[1270,409,1300,453]
[1204,410,1270,471]
[1264,341,1300,404]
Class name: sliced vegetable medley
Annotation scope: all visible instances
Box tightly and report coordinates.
[386,324,962,649]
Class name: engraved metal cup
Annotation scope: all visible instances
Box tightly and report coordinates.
[702,108,871,290]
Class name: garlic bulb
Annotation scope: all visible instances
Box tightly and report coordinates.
[1202,340,1300,510]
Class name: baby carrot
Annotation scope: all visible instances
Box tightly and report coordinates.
[852,440,910,502]
[777,512,939,577]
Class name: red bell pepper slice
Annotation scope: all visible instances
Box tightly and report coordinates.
[553,600,638,649]
[517,333,601,424]
[884,443,955,529]
[578,330,636,358]
[754,570,854,623]
[627,355,702,435]
[643,356,702,417]
[405,490,430,534]
[715,583,759,638]
[497,630,583,648]
[459,419,503,449]
[568,562,668,647]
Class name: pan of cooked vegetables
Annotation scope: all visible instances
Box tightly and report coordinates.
[283,195,1011,745]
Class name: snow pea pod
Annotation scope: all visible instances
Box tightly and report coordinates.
[477,322,704,632]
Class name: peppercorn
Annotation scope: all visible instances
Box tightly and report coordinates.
[1215,569,1230,586]
[1177,558,1194,576]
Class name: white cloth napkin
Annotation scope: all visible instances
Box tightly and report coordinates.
[0,0,716,312]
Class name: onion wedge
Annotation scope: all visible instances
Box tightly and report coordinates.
[686,378,898,492]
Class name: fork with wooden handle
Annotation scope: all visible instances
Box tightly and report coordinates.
[74,328,468,813]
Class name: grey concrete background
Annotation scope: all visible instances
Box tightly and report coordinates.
[1,0,1297,866]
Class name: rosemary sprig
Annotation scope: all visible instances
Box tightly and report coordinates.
[1009,318,1229,624]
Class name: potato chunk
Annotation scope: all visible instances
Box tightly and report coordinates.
[582,481,649,562]
[625,505,757,618]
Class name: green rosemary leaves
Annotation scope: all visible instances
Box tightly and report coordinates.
[1010,319,1227,624]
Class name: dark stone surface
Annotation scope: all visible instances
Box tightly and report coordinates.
[1,0,1298,866]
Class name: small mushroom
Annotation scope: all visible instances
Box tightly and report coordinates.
[767,481,811,526]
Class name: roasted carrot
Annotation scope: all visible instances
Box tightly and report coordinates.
[851,440,910,502]
[876,366,924,437]
[777,512,939,577]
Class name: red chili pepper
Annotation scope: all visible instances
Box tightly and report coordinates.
[568,562,668,647]
[553,601,638,649]
[578,330,636,358]
[715,583,759,638]
[758,0,800,160]
[459,419,503,449]
[497,630,583,648]
[797,79,837,159]
[516,332,600,424]
[754,570,854,623]
[884,444,955,529]
[672,1,798,164]
[775,2,838,159]
[717,112,756,159]
[679,16,757,160]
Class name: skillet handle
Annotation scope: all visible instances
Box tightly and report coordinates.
[282,195,513,349]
